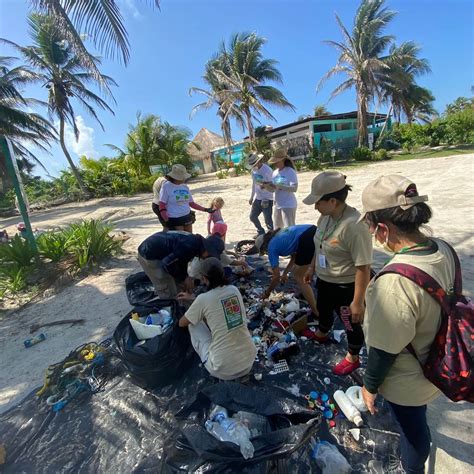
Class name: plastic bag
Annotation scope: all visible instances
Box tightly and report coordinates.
[113,300,194,390]
[160,382,321,472]
[311,439,351,474]
[125,271,156,306]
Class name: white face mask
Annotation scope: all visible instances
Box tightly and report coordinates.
[373,225,394,254]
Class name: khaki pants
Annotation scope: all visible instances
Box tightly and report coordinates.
[137,253,177,299]
[274,207,296,228]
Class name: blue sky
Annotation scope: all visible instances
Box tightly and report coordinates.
[0,0,472,177]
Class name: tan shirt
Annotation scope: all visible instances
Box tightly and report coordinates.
[364,239,455,406]
[314,205,372,284]
[185,285,256,380]
[152,177,164,205]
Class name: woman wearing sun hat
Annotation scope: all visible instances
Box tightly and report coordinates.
[158,163,214,232]
[265,148,298,228]
[359,175,456,473]
[247,153,274,238]
[303,171,372,376]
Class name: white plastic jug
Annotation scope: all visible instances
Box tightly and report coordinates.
[333,390,363,427]
[346,386,368,413]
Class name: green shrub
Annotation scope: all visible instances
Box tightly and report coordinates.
[65,220,123,269]
[0,235,36,267]
[305,150,323,170]
[233,162,249,177]
[445,109,474,144]
[294,160,305,171]
[373,149,390,161]
[37,231,69,262]
[351,146,373,162]
[216,170,229,179]
[0,264,28,295]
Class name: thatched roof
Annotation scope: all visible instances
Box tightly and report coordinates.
[188,128,225,161]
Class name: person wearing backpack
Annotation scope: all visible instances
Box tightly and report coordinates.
[359,175,459,474]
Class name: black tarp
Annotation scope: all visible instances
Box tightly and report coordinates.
[0,254,401,472]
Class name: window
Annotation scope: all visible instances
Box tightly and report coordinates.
[289,126,310,134]
[313,123,332,133]
[335,122,353,131]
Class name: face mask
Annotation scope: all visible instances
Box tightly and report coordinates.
[373,225,394,254]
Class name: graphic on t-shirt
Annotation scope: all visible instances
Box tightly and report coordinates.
[253,173,264,183]
[173,189,190,203]
[221,295,244,330]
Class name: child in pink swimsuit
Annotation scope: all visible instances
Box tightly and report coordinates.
[207,197,227,240]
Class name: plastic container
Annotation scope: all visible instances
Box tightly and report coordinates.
[206,405,255,459]
[346,385,368,413]
[24,333,46,348]
[333,390,363,427]
[234,411,270,437]
[311,439,351,473]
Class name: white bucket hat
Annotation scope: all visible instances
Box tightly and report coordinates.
[166,164,191,181]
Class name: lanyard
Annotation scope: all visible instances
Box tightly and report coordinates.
[385,240,431,264]
[319,206,346,249]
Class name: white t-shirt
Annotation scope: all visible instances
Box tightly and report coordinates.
[185,285,256,380]
[152,177,164,205]
[272,167,298,209]
[159,181,194,218]
[252,164,274,201]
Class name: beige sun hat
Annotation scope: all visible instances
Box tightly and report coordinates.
[358,174,429,222]
[268,148,289,165]
[166,164,191,181]
[303,171,347,205]
[245,153,265,170]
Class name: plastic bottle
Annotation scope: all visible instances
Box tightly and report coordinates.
[234,411,269,437]
[333,390,363,427]
[206,405,255,459]
[24,333,46,348]
[345,386,368,412]
[310,438,351,473]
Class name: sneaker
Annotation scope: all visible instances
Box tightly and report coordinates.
[302,329,329,343]
[332,357,360,375]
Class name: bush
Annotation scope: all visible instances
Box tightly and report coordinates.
[445,109,474,144]
[233,162,249,177]
[216,170,229,179]
[305,149,323,170]
[65,220,123,269]
[0,235,36,267]
[351,146,373,162]
[373,149,390,161]
[37,231,69,262]
[0,264,28,295]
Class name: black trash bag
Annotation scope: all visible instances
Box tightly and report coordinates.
[235,239,259,255]
[160,382,321,473]
[125,271,156,306]
[113,299,195,390]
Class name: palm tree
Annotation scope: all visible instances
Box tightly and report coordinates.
[0,56,56,171]
[3,14,116,193]
[190,57,245,152]
[29,0,160,79]
[313,104,331,117]
[318,0,396,146]
[212,32,295,141]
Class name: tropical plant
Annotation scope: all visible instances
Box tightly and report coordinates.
[445,97,474,115]
[29,0,160,76]
[0,234,37,267]
[351,146,373,162]
[319,0,396,146]
[2,14,116,194]
[313,104,331,117]
[0,56,56,168]
[445,109,474,144]
[209,32,295,141]
[36,230,69,262]
[0,263,28,294]
[64,219,122,269]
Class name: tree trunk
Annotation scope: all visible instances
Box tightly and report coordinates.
[357,91,368,147]
[244,107,255,142]
[377,102,393,145]
[59,117,87,194]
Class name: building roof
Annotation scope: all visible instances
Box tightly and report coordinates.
[188,128,225,160]
[265,111,388,135]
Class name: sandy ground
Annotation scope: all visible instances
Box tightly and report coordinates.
[0,154,473,472]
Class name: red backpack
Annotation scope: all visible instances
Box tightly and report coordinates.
[375,241,474,402]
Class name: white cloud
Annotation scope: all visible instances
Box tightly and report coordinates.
[118,0,143,20]
[63,116,98,158]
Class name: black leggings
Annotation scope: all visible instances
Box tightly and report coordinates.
[316,278,365,355]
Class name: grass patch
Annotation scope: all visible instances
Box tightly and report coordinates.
[392,144,474,161]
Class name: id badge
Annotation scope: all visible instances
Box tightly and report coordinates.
[318,254,327,268]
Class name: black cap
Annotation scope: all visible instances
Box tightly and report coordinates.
[203,235,225,258]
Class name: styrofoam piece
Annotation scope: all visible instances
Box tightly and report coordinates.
[130,318,163,340]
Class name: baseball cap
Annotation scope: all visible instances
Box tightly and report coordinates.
[203,235,225,258]
[200,257,224,278]
[303,171,347,205]
[245,153,264,170]
[358,175,429,222]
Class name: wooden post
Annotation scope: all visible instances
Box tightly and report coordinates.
[0,136,38,254]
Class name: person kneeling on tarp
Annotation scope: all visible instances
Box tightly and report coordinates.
[178,258,256,380]
[137,231,224,298]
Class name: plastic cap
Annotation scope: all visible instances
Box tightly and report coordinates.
[354,415,363,427]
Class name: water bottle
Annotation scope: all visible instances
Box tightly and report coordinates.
[24,333,46,348]
[206,405,255,459]
[333,390,363,427]
[162,313,173,330]
[310,438,351,473]
[234,411,269,437]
